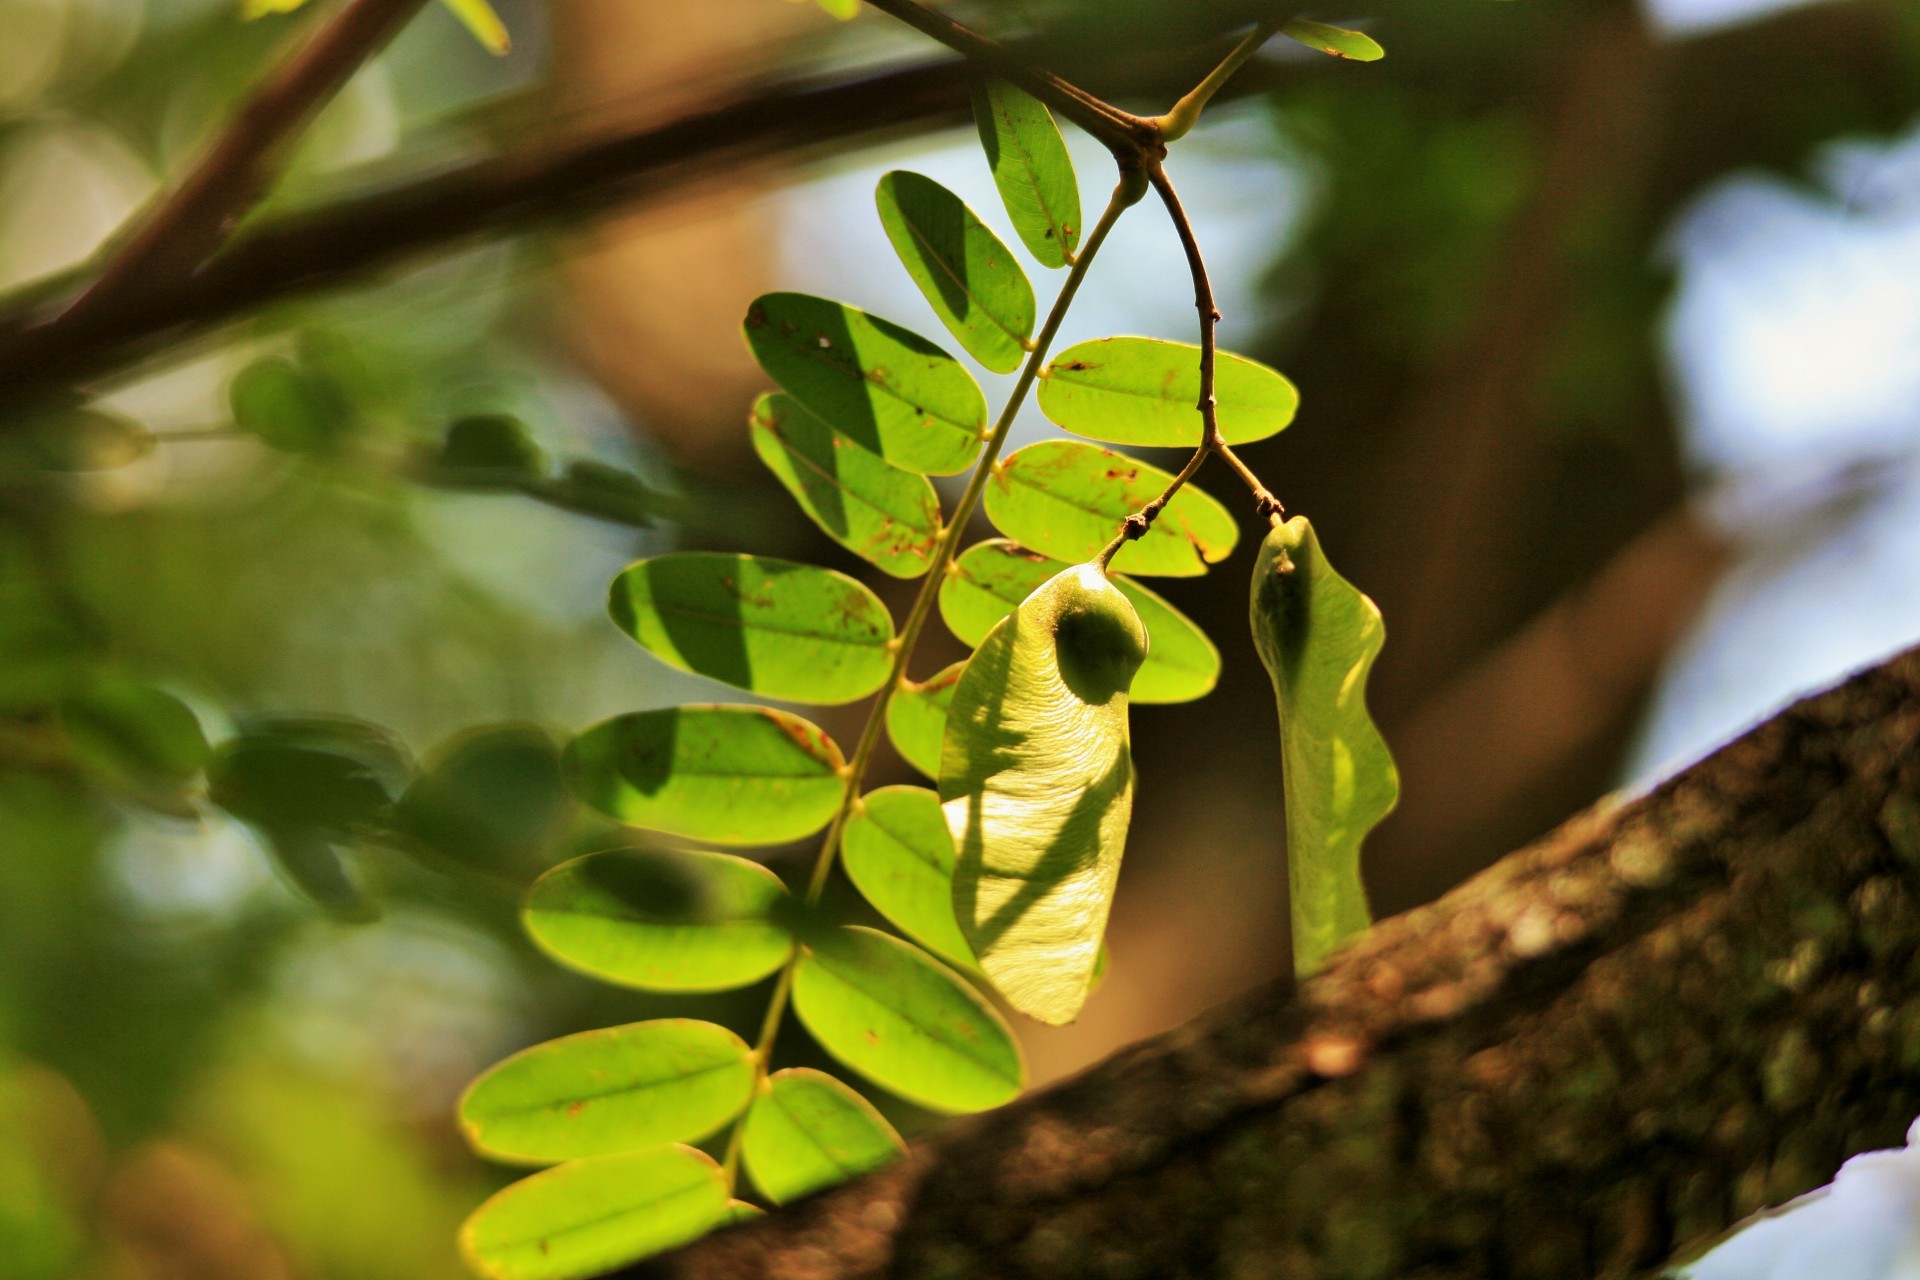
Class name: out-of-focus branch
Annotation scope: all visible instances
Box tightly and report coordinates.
[0,0,1900,414]
[61,0,430,327]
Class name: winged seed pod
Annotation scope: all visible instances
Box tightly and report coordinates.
[1250,515,1399,977]
[940,562,1146,1025]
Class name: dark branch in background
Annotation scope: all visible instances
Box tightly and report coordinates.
[60,0,430,327]
[627,644,1920,1280]
[0,0,1895,416]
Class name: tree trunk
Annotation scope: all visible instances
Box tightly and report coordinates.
[630,644,1920,1279]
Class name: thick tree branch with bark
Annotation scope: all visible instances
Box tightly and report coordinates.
[625,645,1920,1279]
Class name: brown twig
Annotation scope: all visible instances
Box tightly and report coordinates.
[859,0,1157,156]
[60,0,431,328]
[1096,161,1282,569]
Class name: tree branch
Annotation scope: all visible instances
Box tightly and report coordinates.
[60,0,429,327]
[860,0,1155,154]
[627,643,1920,1279]
[0,0,1896,414]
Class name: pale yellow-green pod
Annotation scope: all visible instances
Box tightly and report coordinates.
[939,562,1147,1026]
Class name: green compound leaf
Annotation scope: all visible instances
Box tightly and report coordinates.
[841,786,974,969]
[885,661,963,779]
[459,1146,728,1280]
[1280,18,1385,61]
[971,79,1081,269]
[1250,517,1398,976]
[742,1068,904,1206]
[524,848,795,993]
[59,680,208,803]
[941,564,1143,1026]
[460,1019,754,1165]
[876,170,1035,374]
[749,393,943,579]
[607,553,896,705]
[742,293,986,476]
[941,539,1220,704]
[532,461,664,528]
[985,440,1238,577]
[564,706,845,845]
[436,413,544,480]
[1038,337,1298,447]
[228,356,351,454]
[792,925,1023,1112]
[396,724,570,878]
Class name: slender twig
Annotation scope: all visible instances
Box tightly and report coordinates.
[1096,160,1283,570]
[860,0,1156,155]
[60,0,430,328]
[718,180,1136,1194]
[1152,20,1278,141]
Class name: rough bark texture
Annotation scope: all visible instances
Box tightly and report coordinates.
[628,645,1920,1280]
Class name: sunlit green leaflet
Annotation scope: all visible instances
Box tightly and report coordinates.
[460,1019,754,1164]
[749,393,943,578]
[460,1146,728,1280]
[841,786,974,969]
[607,553,896,704]
[791,925,1023,1112]
[971,79,1082,269]
[985,439,1238,576]
[743,292,987,476]
[877,171,1035,374]
[564,706,845,845]
[885,660,963,778]
[523,849,794,993]
[1250,516,1399,975]
[1039,336,1298,447]
[942,539,1219,703]
[742,1068,904,1206]
[941,564,1145,1025]
[1280,18,1385,61]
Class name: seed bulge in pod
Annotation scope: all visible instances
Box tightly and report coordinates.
[940,562,1146,1025]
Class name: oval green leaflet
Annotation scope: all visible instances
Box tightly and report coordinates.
[841,786,974,969]
[742,1068,905,1206]
[1038,336,1298,447]
[876,170,1035,375]
[749,393,943,579]
[607,553,896,705]
[563,705,846,845]
[523,849,795,992]
[971,78,1081,269]
[985,439,1238,577]
[742,292,986,476]
[941,539,1220,704]
[941,563,1145,1026]
[1280,18,1385,61]
[791,925,1023,1112]
[460,1019,755,1164]
[1250,516,1398,976]
[458,1145,729,1280]
[885,660,963,779]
